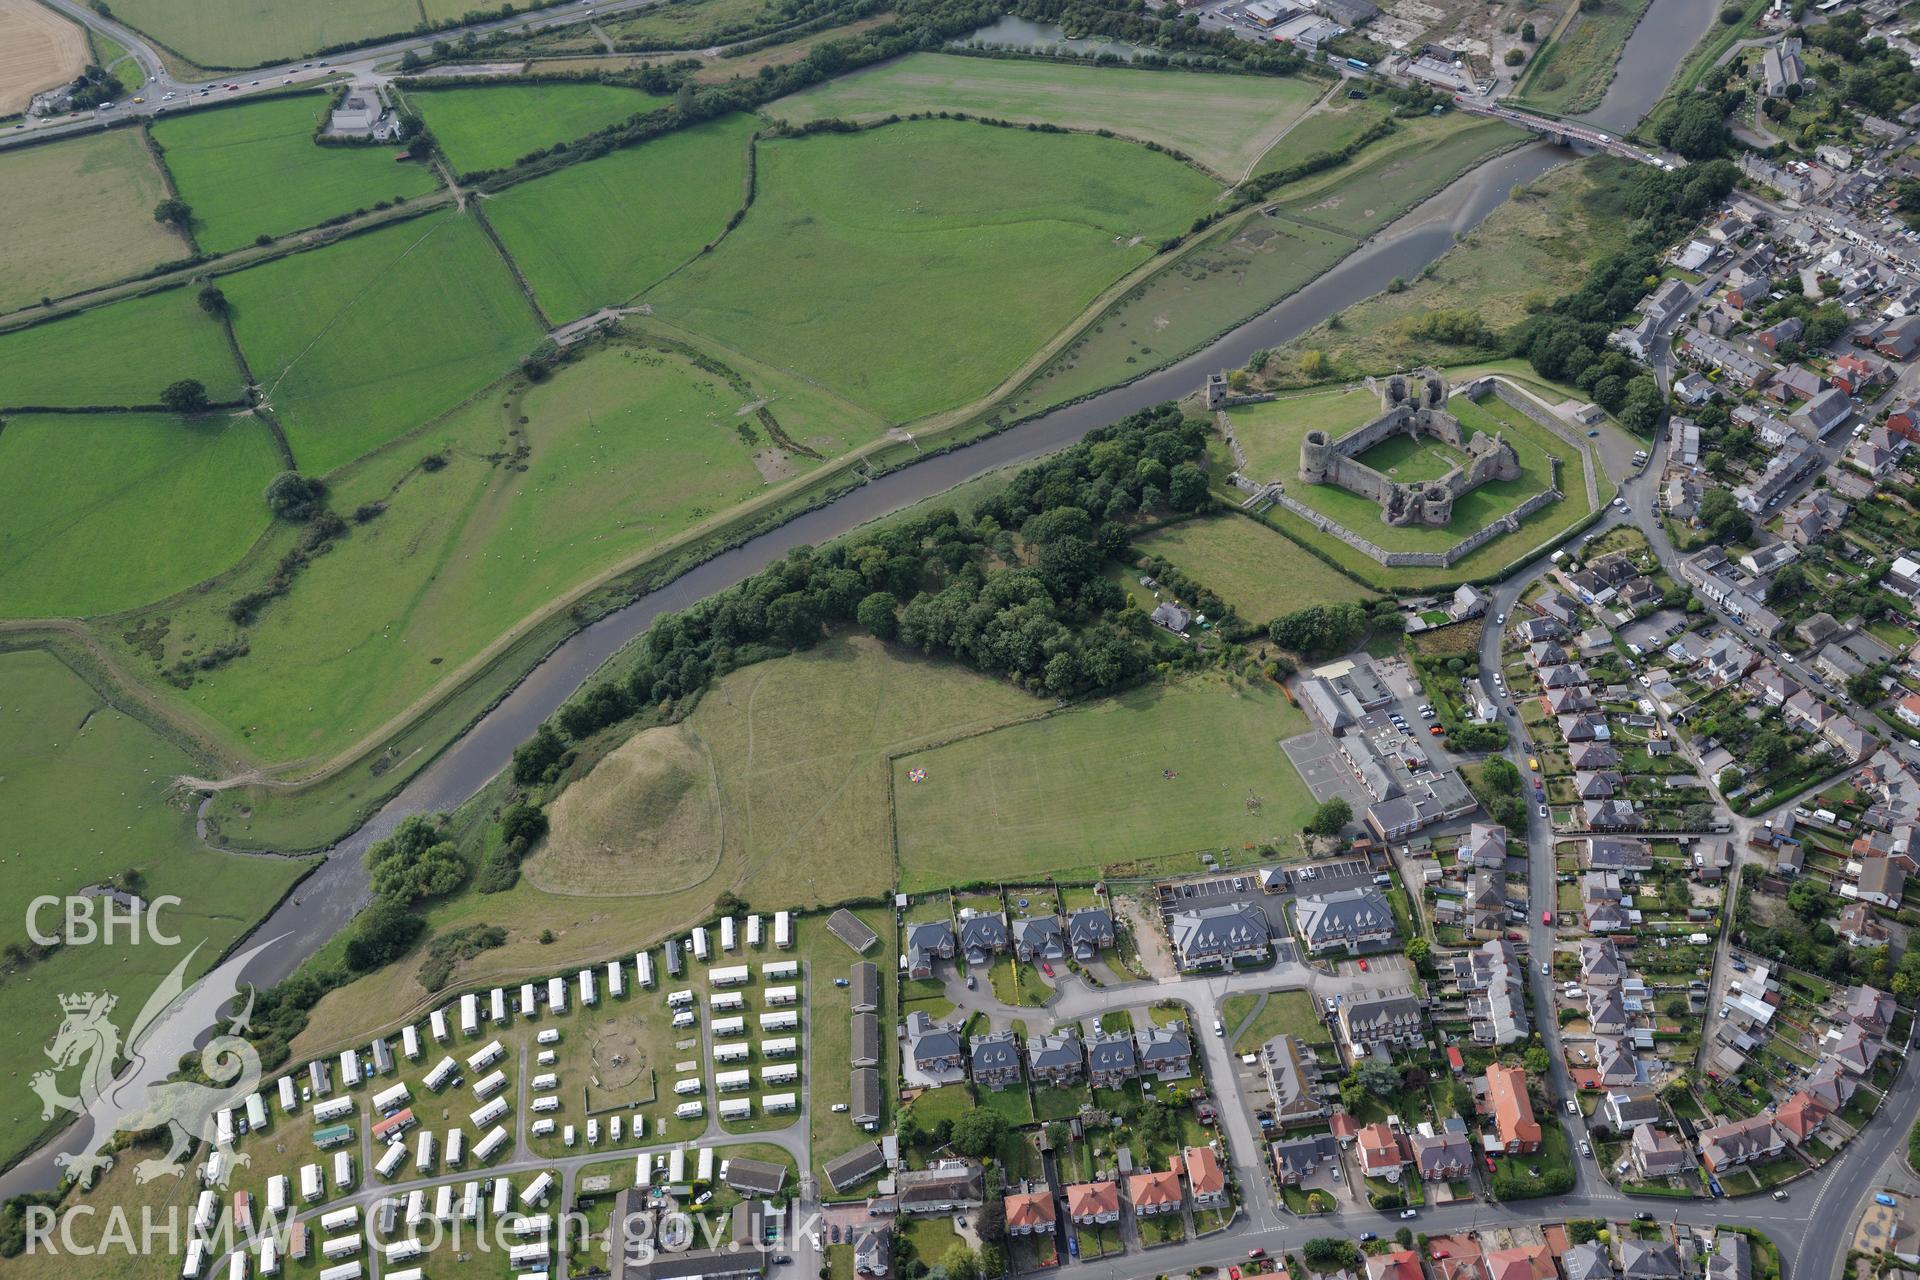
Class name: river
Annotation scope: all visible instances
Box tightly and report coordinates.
[0,0,1713,1198]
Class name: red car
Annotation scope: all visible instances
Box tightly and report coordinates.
[1542,910,1553,925]
[1358,959,1369,971]
[1232,1268,1243,1279]
[1040,962,1054,977]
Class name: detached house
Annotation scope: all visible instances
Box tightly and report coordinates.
[1184,1145,1228,1208]
[970,1031,1022,1090]
[1027,1031,1083,1085]
[1004,1189,1056,1236]
[1411,1131,1473,1181]
[1088,1029,1138,1089]
[1127,1169,1183,1217]
[1012,916,1066,962]
[1697,1114,1783,1172]
[957,911,1009,965]
[1485,1064,1541,1153]
[1067,908,1115,959]
[905,922,956,978]
[1065,1182,1120,1226]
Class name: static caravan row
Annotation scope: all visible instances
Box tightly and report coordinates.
[424,1056,458,1091]
[709,964,749,988]
[637,951,655,988]
[763,960,799,980]
[608,959,626,998]
[470,1096,509,1128]
[719,1098,752,1120]
[764,1091,797,1113]
[747,915,764,947]
[774,911,792,949]
[466,1039,504,1072]
[371,1107,414,1143]
[721,917,737,951]
[311,1097,354,1124]
[371,1083,410,1114]
[375,1142,408,1180]
[472,1069,508,1100]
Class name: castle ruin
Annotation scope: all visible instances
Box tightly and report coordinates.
[1298,371,1521,527]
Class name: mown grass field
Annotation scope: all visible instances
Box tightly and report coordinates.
[109,336,873,762]
[0,413,281,618]
[0,130,182,314]
[0,285,244,408]
[485,114,753,323]
[409,82,676,175]
[152,93,441,254]
[645,118,1220,422]
[1008,113,1522,417]
[288,635,1036,1060]
[0,647,308,1171]
[1514,0,1656,114]
[894,671,1315,890]
[1130,514,1375,625]
[99,0,423,67]
[225,211,542,473]
[1270,158,1633,382]
[767,53,1321,178]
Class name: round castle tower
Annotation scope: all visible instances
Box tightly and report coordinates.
[1300,430,1334,484]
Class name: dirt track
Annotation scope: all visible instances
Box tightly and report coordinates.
[0,0,86,116]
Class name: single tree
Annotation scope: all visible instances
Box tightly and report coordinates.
[197,284,229,317]
[1309,796,1353,836]
[160,378,209,415]
[153,198,192,227]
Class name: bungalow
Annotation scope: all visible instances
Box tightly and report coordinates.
[1838,901,1891,947]
[1486,1064,1540,1153]
[1601,1088,1662,1131]
[1586,837,1652,872]
[1169,903,1271,970]
[1576,771,1622,800]
[1546,687,1598,715]
[1631,1123,1691,1179]
[1585,799,1639,830]
[1065,1182,1120,1226]
[1854,855,1906,906]
[970,1031,1023,1090]
[1570,744,1623,773]
[1464,822,1508,868]
[899,1161,986,1215]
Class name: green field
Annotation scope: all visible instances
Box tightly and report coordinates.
[895,671,1315,890]
[409,82,676,175]
[1223,988,1326,1054]
[1130,514,1375,625]
[99,0,424,67]
[225,211,543,473]
[645,119,1220,422]
[94,32,146,92]
[1355,432,1467,482]
[151,93,441,254]
[286,634,1036,1059]
[0,413,281,618]
[1008,114,1523,416]
[107,334,880,762]
[0,130,183,314]
[768,53,1322,178]
[0,286,245,408]
[0,647,307,1171]
[485,114,754,323]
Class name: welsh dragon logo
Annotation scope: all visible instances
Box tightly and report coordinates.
[33,939,277,1190]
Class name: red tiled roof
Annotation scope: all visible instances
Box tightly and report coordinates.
[1066,1181,1119,1218]
[1004,1191,1055,1229]
[1775,1091,1828,1140]
[1366,1250,1423,1280]
[1184,1145,1226,1197]
[1128,1170,1183,1210]
[1485,1064,1541,1150]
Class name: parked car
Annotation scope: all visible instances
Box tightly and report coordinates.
[1399,1209,1418,1220]
[1879,1194,1899,1207]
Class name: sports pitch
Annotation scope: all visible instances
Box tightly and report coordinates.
[894,671,1315,890]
